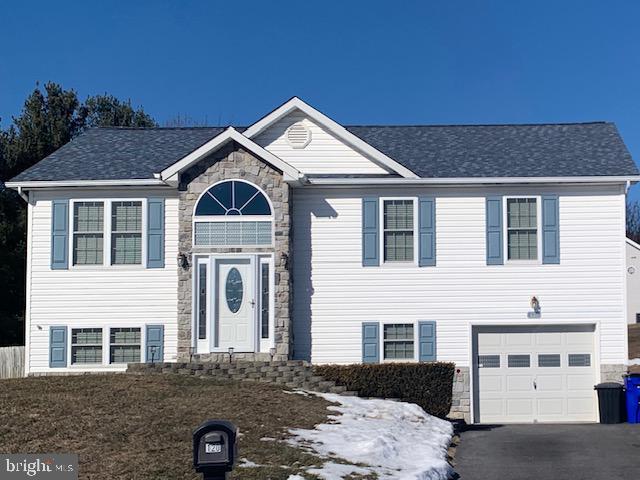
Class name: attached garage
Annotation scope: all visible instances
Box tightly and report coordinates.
[473,325,597,423]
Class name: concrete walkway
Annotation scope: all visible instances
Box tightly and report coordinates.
[454,423,640,480]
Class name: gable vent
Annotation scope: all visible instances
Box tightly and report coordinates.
[286,122,312,149]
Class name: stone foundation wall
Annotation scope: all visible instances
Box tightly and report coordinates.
[449,366,471,423]
[600,364,626,384]
[177,142,291,361]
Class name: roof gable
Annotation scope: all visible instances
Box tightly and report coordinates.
[253,109,391,175]
[243,97,419,178]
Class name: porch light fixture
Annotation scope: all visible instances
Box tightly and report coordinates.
[530,296,541,314]
[179,253,190,270]
[269,347,276,361]
[228,347,234,363]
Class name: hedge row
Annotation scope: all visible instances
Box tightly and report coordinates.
[314,362,455,418]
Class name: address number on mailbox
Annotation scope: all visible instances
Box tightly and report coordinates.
[205,443,222,454]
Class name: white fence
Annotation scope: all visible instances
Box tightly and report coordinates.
[0,346,25,379]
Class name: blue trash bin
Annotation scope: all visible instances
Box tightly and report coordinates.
[625,375,640,424]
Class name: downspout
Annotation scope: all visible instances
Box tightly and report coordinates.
[17,186,29,202]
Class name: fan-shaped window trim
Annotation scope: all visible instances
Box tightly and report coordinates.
[193,180,274,247]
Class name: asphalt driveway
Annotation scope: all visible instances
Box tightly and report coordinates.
[454,424,640,480]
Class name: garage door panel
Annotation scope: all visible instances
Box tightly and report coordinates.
[567,397,596,415]
[478,375,503,392]
[506,398,534,417]
[506,375,534,392]
[537,398,564,416]
[536,374,563,391]
[505,333,534,346]
[475,326,597,423]
[536,332,562,346]
[478,333,502,348]
[567,374,595,391]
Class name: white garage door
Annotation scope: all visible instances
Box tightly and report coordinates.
[474,325,597,423]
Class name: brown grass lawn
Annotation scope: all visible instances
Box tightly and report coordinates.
[0,374,335,479]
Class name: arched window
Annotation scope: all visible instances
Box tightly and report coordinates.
[193,180,273,246]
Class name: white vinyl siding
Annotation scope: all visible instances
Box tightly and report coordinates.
[292,184,627,367]
[254,111,391,175]
[25,189,179,374]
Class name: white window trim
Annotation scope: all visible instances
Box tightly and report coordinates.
[67,324,148,367]
[69,198,148,269]
[108,326,143,365]
[503,195,542,264]
[258,255,275,354]
[192,179,275,248]
[69,327,105,366]
[379,321,418,363]
[191,253,275,355]
[378,197,419,267]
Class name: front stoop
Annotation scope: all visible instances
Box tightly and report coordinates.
[126,360,358,396]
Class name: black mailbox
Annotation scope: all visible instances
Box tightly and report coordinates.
[193,420,238,480]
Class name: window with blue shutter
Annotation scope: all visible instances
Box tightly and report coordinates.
[49,326,67,368]
[51,200,69,270]
[486,196,504,265]
[147,198,165,268]
[362,322,380,363]
[418,197,436,266]
[542,195,560,264]
[418,321,437,362]
[362,198,379,266]
[145,325,164,363]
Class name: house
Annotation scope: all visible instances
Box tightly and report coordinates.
[7,97,638,424]
[627,237,640,324]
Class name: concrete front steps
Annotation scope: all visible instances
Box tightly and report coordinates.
[126,360,358,396]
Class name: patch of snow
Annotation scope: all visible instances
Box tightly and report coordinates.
[307,462,371,479]
[628,358,640,365]
[288,393,453,480]
[260,436,276,442]
[238,458,261,468]
[286,475,305,480]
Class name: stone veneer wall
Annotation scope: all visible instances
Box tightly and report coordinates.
[177,142,291,362]
[449,366,471,423]
[600,364,626,383]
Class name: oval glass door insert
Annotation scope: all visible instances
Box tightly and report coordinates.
[225,267,243,313]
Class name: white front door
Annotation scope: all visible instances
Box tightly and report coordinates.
[474,325,597,423]
[216,258,255,352]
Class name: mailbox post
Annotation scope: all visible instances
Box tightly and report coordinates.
[193,420,238,480]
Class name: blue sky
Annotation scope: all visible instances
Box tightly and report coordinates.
[1,0,639,197]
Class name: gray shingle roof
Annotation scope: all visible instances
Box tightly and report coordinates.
[345,122,638,178]
[10,122,637,182]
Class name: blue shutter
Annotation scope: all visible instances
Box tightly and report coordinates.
[147,198,165,268]
[542,195,560,264]
[362,198,379,267]
[486,196,504,265]
[362,322,380,364]
[146,325,164,363]
[418,321,436,362]
[49,326,67,368]
[418,197,436,266]
[51,200,69,270]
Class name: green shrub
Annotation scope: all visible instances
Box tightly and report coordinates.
[315,362,455,418]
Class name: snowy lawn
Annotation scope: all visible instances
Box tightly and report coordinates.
[286,392,454,480]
